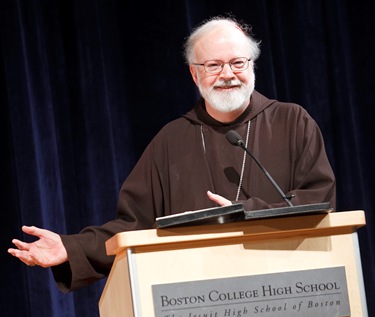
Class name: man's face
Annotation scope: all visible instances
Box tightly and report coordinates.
[189,26,255,114]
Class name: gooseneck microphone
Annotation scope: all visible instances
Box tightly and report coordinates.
[225,130,294,207]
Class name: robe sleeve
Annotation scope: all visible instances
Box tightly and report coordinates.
[51,139,161,292]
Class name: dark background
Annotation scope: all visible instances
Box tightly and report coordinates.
[1,1,374,316]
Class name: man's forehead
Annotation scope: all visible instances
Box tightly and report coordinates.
[194,27,248,59]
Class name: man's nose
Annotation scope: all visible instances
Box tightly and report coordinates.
[219,63,236,79]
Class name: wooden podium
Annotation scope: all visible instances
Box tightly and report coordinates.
[99,210,368,317]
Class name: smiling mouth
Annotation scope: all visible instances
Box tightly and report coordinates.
[215,85,239,90]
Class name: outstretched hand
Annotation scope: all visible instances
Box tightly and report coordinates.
[207,190,232,206]
[8,226,68,268]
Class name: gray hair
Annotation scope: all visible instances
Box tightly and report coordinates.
[183,16,261,64]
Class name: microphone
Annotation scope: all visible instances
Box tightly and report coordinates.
[225,130,294,207]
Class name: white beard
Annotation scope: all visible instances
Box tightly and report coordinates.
[197,73,255,113]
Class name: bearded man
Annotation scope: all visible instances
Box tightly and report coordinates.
[9,16,335,292]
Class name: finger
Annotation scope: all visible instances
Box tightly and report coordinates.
[18,257,35,267]
[7,248,18,256]
[8,248,33,264]
[207,190,216,197]
[22,225,46,238]
[207,190,231,206]
[207,190,220,202]
[11,239,31,251]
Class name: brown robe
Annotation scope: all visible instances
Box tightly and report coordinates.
[53,90,336,292]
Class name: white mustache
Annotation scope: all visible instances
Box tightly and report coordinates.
[214,80,242,88]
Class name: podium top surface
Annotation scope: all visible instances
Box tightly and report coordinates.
[105,210,366,256]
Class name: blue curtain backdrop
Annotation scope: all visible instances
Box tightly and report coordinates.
[1,0,374,316]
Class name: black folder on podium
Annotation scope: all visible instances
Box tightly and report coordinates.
[155,202,332,228]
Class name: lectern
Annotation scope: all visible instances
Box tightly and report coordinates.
[99,210,367,317]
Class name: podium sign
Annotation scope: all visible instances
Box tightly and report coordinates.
[99,210,368,317]
[152,267,350,317]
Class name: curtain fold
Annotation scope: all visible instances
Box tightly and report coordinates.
[1,1,374,316]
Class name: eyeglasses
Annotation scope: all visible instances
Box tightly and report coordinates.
[192,57,251,74]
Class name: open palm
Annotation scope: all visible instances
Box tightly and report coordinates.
[8,226,68,267]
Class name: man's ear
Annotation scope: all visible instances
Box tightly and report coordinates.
[189,65,199,86]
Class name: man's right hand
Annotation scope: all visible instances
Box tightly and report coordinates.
[8,226,68,268]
